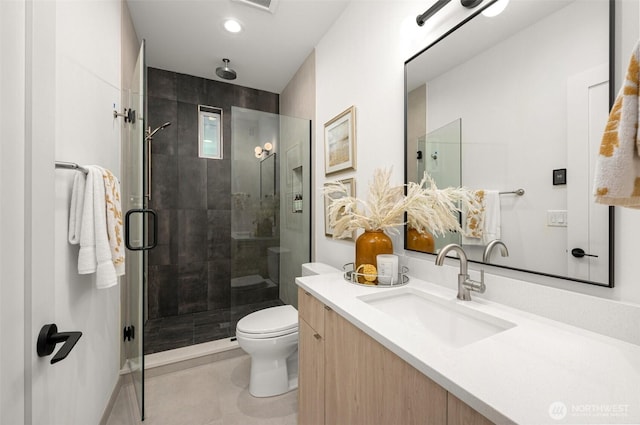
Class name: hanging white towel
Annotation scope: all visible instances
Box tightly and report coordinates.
[77,166,118,289]
[68,171,86,244]
[78,167,97,274]
[482,190,501,243]
[593,40,640,207]
[102,168,125,276]
[462,189,501,245]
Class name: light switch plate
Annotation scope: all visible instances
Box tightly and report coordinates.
[547,210,568,227]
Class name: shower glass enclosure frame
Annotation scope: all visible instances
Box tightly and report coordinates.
[141,75,311,356]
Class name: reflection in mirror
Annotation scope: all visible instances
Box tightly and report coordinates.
[405,0,613,287]
[407,117,462,252]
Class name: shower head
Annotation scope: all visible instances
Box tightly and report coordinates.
[146,122,172,141]
[216,58,237,80]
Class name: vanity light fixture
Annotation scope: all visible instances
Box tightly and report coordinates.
[417,0,483,26]
[461,0,483,8]
[254,142,273,158]
[482,0,509,17]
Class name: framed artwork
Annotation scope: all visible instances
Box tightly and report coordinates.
[324,106,356,175]
[324,177,355,239]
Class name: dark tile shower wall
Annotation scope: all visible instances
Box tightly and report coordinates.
[146,67,279,322]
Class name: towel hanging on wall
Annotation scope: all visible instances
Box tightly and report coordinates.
[463,189,486,245]
[462,189,501,245]
[76,166,123,289]
[68,172,86,244]
[103,168,125,276]
[593,40,640,208]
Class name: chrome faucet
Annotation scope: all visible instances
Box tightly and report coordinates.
[435,244,485,301]
[482,239,509,263]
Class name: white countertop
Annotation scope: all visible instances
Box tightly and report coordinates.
[295,273,640,424]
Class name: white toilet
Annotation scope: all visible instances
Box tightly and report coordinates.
[235,262,340,397]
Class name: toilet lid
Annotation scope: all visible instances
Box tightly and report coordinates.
[236,305,298,336]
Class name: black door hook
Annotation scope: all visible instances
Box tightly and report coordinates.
[37,324,82,364]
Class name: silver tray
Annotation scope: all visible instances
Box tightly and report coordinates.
[342,263,409,287]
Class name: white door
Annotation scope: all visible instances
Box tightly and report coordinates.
[567,64,610,284]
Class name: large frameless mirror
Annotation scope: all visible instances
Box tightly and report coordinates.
[404,0,614,287]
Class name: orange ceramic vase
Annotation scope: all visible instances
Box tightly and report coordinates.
[355,229,393,284]
[406,227,435,254]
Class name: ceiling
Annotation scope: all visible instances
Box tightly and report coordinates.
[127,0,350,94]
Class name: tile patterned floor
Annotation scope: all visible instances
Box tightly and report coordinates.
[145,299,284,354]
[107,353,298,425]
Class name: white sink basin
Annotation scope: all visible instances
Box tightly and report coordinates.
[358,287,516,349]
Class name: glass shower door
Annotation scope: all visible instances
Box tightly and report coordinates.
[122,40,146,420]
[230,107,310,328]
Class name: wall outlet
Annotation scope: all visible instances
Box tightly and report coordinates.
[547,210,568,227]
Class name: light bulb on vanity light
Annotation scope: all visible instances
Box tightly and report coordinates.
[254,142,273,158]
[482,0,509,17]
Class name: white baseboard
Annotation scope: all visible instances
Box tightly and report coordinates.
[145,338,243,378]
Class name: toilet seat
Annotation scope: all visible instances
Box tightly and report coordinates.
[236,305,298,339]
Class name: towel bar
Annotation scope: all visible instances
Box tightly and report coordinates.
[499,189,525,196]
[55,161,88,174]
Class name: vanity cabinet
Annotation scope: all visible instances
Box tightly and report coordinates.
[324,307,447,425]
[298,288,326,425]
[448,393,494,425]
[297,289,494,425]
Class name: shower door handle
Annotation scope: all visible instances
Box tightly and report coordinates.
[125,209,158,251]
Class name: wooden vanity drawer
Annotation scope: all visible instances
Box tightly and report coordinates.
[298,287,325,335]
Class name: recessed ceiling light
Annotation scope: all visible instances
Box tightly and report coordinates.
[224,19,242,33]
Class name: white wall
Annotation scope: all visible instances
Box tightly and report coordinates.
[315,0,494,269]
[314,0,640,330]
[52,1,123,423]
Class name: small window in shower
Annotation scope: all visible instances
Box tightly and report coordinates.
[198,105,223,159]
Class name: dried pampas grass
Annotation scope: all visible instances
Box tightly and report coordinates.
[324,168,474,239]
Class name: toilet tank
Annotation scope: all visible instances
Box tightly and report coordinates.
[267,247,289,284]
[301,262,341,276]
